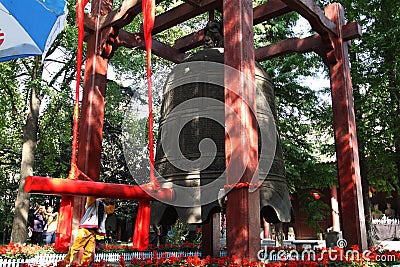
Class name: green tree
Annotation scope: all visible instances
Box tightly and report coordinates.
[0,61,24,243]
[9,57,44,243]
[314,0,400,244]
[322,0,400,199]
[7,0,79,242]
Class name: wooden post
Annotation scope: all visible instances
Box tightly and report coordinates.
[202,213,221,257]
[325,3,367,250]
[223,0,260,261]
[71,0,113,238]
[77,0,112,182]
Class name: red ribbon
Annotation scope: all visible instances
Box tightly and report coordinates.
[70,0,88,171]
[142,0,158,189]
[224,182,261,190]
[131,0,157,252]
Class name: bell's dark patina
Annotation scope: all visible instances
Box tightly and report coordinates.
[151,48,292,225]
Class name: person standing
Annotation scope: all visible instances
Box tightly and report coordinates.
[44,206,58,245]
[385,203,396,218]
[371,203,383,219]
[45,213,57,244]
[32,205,46,244]
[64,197,115,265]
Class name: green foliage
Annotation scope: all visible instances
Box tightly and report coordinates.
[0,174,18,243]
[167,220,189,245]
[334,0,400,192]
[193,229,202,245]
[299,192,331,233]
[0,61,26,241]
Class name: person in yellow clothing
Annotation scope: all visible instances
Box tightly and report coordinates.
[64,197,115,265]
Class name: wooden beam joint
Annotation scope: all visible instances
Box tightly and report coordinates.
[116,30,186,63]
[280,0,337,37]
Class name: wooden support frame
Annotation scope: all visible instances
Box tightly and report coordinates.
[58,0,114,248]
[325,3,367,250]
[281,0,337,36]
[31,0,366,256]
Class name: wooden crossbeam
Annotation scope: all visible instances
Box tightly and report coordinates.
[174,29,205,52]
[84,0,341,40]
[115,30,186,63]
[255,34,324,62]
[25,176,174,201]
[149,0,221,34]
[253,0,292,25]
[183,0,202,7]
[174,0,292,52]
[84,0,165,32]
[342,22,362,41]
[255,22,361,62]
[84,0,361,63]
[280,0,337,36]
[84,0,140,32]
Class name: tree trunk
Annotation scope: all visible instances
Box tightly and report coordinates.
[349,39,375,247]
[359,140,374,247]
[10,57,42,243]
[352,77,373,247]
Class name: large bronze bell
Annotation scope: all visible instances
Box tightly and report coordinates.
[150,48,292,226]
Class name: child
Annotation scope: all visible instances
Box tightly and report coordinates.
[64,197,115,265]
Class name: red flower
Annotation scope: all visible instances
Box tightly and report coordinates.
[119,254,126,267]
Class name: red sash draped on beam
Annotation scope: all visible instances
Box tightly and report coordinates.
[132,0,156,251]
[55,195,74,252]
[133,201,151,250]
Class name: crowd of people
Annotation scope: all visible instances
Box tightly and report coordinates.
[28,198,116,265]
[29,204,59,245]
